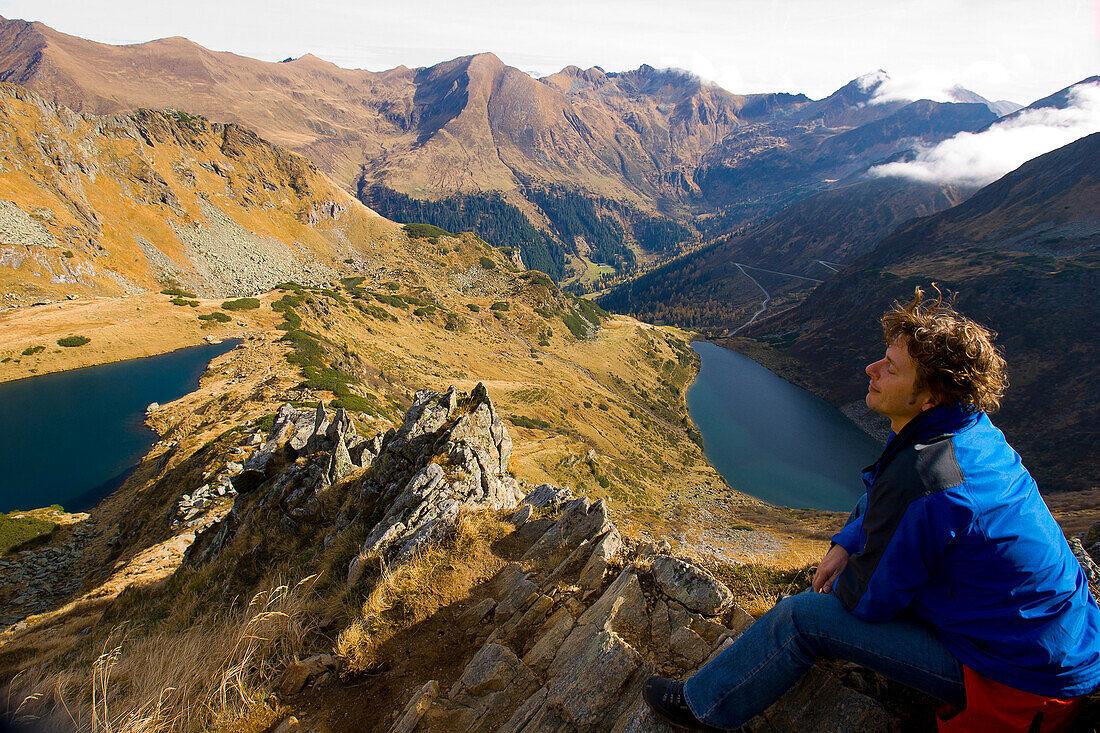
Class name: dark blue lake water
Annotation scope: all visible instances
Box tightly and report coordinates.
[0,340,239,513]
[687,341,882,511]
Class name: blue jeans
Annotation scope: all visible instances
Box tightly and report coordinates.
[683,591,965,728]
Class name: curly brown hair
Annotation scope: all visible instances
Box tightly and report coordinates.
[881,286,1008,413]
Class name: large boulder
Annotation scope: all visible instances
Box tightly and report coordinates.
[652,555,734,616]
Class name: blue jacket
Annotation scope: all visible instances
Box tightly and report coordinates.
[832,404,1100,697]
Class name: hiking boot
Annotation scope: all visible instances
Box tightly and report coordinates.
[642,676,729,732]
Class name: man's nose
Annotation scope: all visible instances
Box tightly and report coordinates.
[866,359,881,377]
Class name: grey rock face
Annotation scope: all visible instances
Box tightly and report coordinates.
[522,497,613,561]
[652,555,734,616]
[521,484,575,510]
[346,384,524,584]
[389,680,439,733]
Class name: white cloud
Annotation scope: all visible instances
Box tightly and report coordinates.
[869,81,1100,187]
[868,69,971,105]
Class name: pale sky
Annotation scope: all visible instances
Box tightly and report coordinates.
[1,0,1097,105]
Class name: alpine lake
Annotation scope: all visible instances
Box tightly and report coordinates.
[687,341,883,512]
[0,339,240,513]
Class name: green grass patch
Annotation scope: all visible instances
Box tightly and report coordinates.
[275,282,306,294]
[1,513,59,555]
[466,304,481,312]
[402,294,430,307]
[509,415,552,431]
[57,336,90,348]
[21,345,45,355]
[278,326,379,415]
[170,297,200,307]
[198,311,232,323]
[221,297,260,311]
[479,256,496,270]
[331,393,379,413]
[354,301,397,322]
[281,330,325,369]
[62,250,74,258]
[521,271,556,288]
[444,313,466,332]
[272,293,305,310]
[404,222,453,240]
[574,295,609,321]
[373,292,408,309]
[321,289,349,305]
[272,293,305,330]
[490,301,510,311]
[341,276,366,290]
[561,311,589,339]
[161,287,196,298]
[413,306,436,317]
[257,414,276,434]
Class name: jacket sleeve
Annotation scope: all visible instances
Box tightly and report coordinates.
[834,484,973,622]
[831,515,864,555]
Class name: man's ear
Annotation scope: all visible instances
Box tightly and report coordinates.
[919,391,940,412]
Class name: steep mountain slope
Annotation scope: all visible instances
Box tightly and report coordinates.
[598,177,969,332]
[0,16,1003,284]
[741,132,1100,491]
[0,82,393,306]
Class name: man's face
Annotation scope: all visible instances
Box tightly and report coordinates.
[865,336,937,432]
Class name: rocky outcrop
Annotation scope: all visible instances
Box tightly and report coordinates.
[651,555,734,616]
[0,520,99,627]
[188,384,523,575]
[387,484,899,733]
[346,383,524,582]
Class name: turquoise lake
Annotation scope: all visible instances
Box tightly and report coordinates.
[686,341,882,511]
[0,340,239,513]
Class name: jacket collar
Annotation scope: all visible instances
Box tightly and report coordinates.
[863,404,981,481]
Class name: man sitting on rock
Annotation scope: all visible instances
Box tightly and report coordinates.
[644,288,1100,731]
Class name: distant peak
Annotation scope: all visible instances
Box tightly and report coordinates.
[856,70,889,92]
[468,51,504,66]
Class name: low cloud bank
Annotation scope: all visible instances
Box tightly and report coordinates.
[869,81,1100,187]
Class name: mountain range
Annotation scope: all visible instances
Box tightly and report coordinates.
[0,16,1013,284]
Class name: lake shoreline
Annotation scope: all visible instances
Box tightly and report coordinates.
[0,292,281,385]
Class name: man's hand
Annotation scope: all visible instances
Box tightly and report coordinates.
[812,544,850,593]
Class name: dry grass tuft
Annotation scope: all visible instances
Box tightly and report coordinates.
[714,561,817,618]
[336,510,511,673]
[5,575,319,733]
